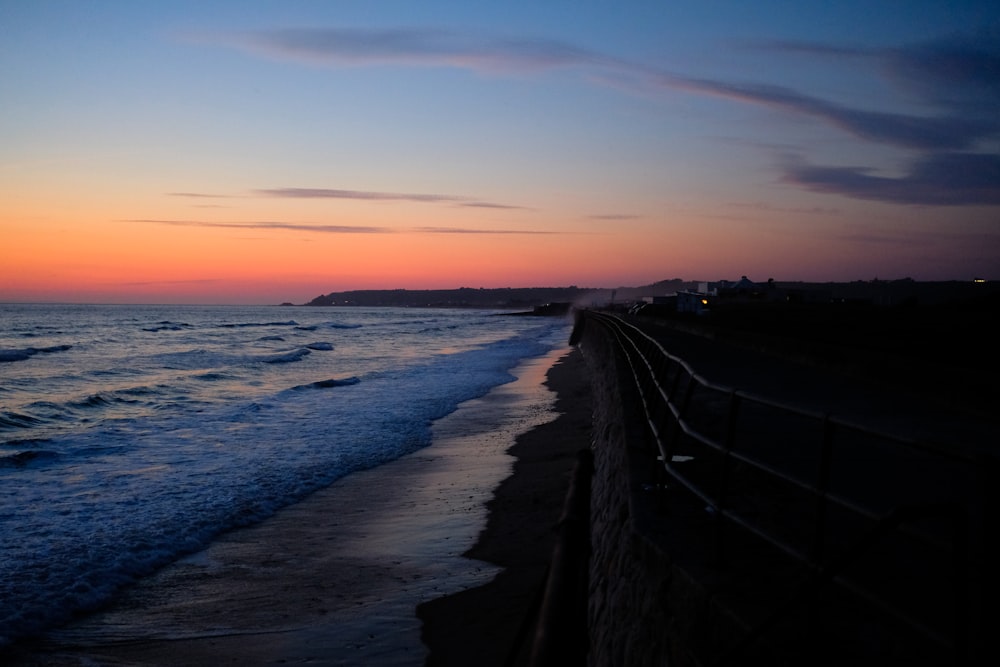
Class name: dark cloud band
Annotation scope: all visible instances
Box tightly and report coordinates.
[783,153,1000,206]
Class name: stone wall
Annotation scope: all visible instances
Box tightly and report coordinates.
[578,317,747,667]
[580,318,673,666]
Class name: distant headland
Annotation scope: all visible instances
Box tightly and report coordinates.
[286,277,993,310]
[290,285,629,309]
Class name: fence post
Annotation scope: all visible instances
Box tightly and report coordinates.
[973,453,999,664]
[713,390,741,567]
[812,416,836,568]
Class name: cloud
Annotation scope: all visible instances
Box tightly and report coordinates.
[168,192,236,198]
[782,152,1000,206]
[220,27,606,73]
[254,187,462,203]
[254,187,523,210]
[836,229,1000,248]
[755,33,1000,106]
[883,33,1000,110]
[216,27,999,152]
[749,40,871,59]
[123,219,553,235]
[655,74,992,151]
[124,219,391,233]
[166,186,526,210]
[723,33,1000,209]
[413,226,555,234]
[741,33,1000,149]
[206,27,1000,206]
[588,214,641,220]
[725,201,842,216]
[460,201,528,210]
[123,278,224,286]
[835,231,924,246]
[166,193,234,209]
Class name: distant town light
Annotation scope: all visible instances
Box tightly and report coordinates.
[973,278,986,283]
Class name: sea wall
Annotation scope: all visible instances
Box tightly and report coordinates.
[577,316,746,667]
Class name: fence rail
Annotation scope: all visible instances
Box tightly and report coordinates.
[581,310,990,665]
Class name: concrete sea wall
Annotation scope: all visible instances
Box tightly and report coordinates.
[578,317,808,666]
[580,319,713,667]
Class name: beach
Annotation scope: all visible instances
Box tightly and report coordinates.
[11,346,591,666]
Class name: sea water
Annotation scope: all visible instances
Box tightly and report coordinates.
[0,304,569,646]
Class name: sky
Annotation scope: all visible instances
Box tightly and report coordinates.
[2,1,998,304]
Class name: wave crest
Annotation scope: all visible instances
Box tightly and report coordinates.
[0,345,72,364]
[291,377,361,391]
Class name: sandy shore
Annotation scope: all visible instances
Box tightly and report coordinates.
[11,346,591,666]
[419,347,593,666]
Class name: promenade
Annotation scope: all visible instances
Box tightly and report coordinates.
[583,311,998,666]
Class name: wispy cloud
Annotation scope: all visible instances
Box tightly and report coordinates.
[212,27,999,150]
[727,33,1000,207]
[204,27,1000,207]
[413,226,555,234]
[217,27,607,74]
[835,229,1000,249]
[835,231,925,246]
[761,31,1000,112]
[588,214,641,221]
[738,33,1000,150]
[168,192,237,198]
[124,219,391,233]
[253,186,523,210]
[725,201,842,216]
[122,278,224,286]
[122,219,554,235]
[782,152,1000,206]
[884,33,1000,113]
[654,73,993,151]
[460,201,528,210]
[254,187,462,203]
[748,40,869,59]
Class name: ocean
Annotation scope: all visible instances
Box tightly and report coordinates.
[0,303,570,647]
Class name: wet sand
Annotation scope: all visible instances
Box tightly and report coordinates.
[419,347,593,666]
[12,346,591,666]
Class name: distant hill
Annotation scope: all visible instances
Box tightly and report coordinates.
[299,279,702,309]
[296,278,993,309]
[302,286,593,309]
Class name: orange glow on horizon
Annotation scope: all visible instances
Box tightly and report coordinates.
[4,182,992,305]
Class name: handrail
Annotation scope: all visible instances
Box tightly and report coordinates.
[581,310,983,664]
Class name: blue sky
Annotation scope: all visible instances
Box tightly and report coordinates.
[2,1,998,302]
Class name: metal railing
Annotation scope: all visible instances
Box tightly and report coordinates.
[582,310,990,665]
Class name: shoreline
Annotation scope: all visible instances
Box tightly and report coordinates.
[419,347,593,666]
[9,346,586,666]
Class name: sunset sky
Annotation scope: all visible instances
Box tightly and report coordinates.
[2,1,998,304]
